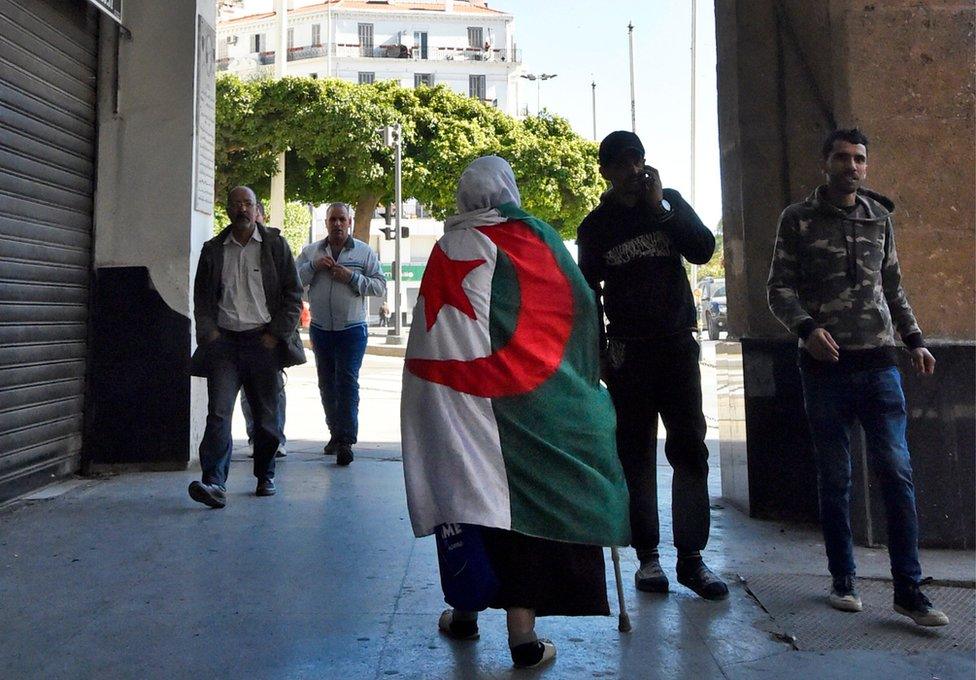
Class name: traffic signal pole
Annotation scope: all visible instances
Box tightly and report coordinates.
[392,122,403,342]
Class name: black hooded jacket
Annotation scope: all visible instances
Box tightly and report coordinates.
[576,188,715,343]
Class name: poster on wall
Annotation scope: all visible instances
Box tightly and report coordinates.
[194,15,217,215]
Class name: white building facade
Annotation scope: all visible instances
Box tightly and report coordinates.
[217,1,523,323]
[217,0,521,115]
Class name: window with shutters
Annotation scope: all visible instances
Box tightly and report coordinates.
[251,33,264,53]
[467,27,483,48]
[358,72,375,84]
[287,27,294,49]
[311,24,321,45]
[413,31,428,59]
[358,23,374,57]
[414,73,433,87]
[469,74,486,100]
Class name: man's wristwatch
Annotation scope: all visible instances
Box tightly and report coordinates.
[651,198,672,217]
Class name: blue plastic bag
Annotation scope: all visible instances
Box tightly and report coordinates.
[434,523,500,612]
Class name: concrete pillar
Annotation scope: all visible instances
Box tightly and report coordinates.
[88,0,217,469]
[714,0,975,547]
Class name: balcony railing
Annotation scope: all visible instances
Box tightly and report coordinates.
[286,44,329,61]
[334,43,522,62]
[218,44,522,70]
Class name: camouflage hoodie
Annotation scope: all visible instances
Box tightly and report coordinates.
[767,186,923,367]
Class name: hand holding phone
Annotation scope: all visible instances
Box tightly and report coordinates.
[640,165,664,209]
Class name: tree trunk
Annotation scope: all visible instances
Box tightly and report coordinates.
[354,193,381,244]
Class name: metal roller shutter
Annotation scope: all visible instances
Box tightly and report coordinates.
[0,0,97,501]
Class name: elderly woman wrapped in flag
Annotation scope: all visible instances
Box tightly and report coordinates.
[401,155,630,669]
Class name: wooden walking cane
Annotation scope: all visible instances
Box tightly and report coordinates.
[611,546,631,632]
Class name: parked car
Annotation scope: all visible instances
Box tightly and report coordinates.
[695,277,726,340]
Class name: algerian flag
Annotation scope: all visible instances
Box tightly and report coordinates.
[401,203,630,547]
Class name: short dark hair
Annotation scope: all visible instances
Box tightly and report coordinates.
[821,128,869,159]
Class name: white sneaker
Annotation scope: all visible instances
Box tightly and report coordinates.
[511,639,556,668]
[828,576,863,612]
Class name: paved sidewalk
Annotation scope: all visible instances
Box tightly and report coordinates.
[0,355,972,679]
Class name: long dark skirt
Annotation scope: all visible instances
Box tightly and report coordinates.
[480,528,609,617]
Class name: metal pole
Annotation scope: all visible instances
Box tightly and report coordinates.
[536,79,541,115]
[270,0,287,229]
[628,22,636,133]
[393,122,403,339]
[591,80,597,140]
[307,203,315,244]
[690,0,699,291]
[326,1,332,76]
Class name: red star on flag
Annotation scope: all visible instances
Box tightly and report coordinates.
[419,243,485,331]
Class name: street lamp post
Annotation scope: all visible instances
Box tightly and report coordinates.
[591,80,597,140]
[270,0,287,227]
[519,72,557,115]
[690,0,698,290]
[628,22,636,133]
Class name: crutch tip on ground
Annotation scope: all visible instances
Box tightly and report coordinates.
[610,546,631,633]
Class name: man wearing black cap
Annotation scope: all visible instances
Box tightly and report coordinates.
[576,131,727,600]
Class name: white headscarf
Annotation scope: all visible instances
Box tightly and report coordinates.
[444,156,521,232]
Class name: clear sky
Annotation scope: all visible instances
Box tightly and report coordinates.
[499,0,722,229]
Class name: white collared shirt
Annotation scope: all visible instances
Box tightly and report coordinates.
[217,227,271,331]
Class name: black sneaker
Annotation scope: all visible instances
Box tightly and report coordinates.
[437,609,479,640]
[635,558,670,593]
[510,639,556,669]
[894,582,949,626]
[255,478,276,497]
[323,440,338,456]
[336,444,354,466]
[676,558,729,601]
[828,575,863,612]
[188,481,226,509]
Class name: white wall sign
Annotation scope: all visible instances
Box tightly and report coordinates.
[194,15,217,215]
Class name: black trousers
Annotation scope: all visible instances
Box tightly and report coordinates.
[606,331,710,555]
[199,328,283,486]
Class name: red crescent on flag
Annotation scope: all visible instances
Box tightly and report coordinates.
[406,220,574,398]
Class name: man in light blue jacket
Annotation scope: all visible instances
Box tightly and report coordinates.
[296,203,387,465]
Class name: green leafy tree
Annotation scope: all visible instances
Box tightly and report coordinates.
[215,75,603,240]
[278,201,312,256]
[683,219,725,281]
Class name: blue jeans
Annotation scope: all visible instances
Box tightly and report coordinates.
[310,323,368,445]
[198,329,283,485]
[800,366,921,585]
[241,381,286,451]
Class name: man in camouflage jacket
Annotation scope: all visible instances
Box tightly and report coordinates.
[767,128,946,627]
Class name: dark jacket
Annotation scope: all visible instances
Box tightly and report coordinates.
[576,188,715,344]
[190,223,306,377]
[767,186,923,372]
